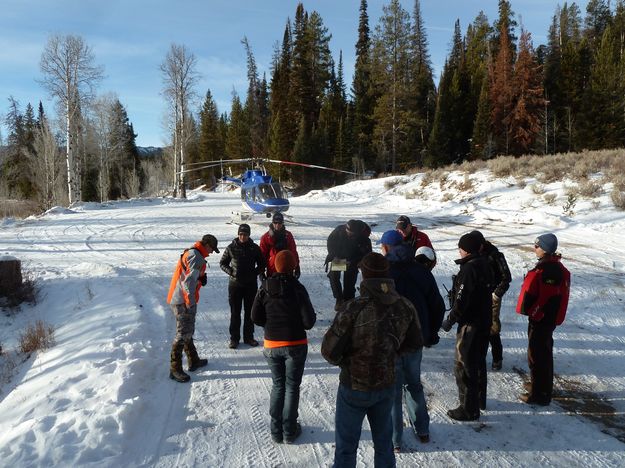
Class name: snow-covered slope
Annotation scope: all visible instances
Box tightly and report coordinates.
[1,170,624,467]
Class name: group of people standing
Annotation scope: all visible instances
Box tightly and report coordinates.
[165,214,571,466]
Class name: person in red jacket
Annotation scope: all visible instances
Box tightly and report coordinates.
[167,234,219,382]
[260,212,300,279]
[396,215,434,261]
[516,233,570,406]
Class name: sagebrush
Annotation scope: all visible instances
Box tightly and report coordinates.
[19,320,55,354]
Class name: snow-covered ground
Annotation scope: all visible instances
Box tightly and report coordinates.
[1,170,624,467]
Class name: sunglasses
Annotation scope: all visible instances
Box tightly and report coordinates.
[273,221,283,225]
[533,244,540,249]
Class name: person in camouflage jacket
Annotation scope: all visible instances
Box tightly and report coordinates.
[322,252,422,467]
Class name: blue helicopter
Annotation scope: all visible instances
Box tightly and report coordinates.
[181,157,357,218]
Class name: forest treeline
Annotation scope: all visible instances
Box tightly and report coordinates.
[1,0,624,208]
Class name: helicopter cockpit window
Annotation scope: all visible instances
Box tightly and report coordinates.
[257,183,286,200]
[241,188,251,201]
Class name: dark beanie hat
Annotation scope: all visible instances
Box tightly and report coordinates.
[535,233,558,254]
[274,250,296,274]
[238,223,251,235]
[272,212,284,223]
[458,233,481,254]
[346,219,366,235]
[470,230,485,244]
[358,252,390,279]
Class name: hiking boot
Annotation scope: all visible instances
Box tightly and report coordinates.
[519,393,550,406]
[492,360,502,371]
[447,407,479,421]
[185,339,208,371]
[169,342,190,383]
[244,338,259,347]
[418,434,430,444]
[334,298,344,312]
[283,423,302,444]
[228,340,238,349]
[271,433,283,444]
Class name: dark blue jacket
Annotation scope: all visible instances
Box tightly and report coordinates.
[387,243,445,346]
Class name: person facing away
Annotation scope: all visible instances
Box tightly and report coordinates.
[470,230,512,371]
[440,233,492,421]
[259,212,300,279]
[220,223,266,349]
[325,219,372,311]
[251,249,316,444]
[516,233,570,406]
[321,252,422,468]
[166,234,219,383]
[379,230,444,452]
[395,215,434,259]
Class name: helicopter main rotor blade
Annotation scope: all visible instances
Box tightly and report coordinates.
[177,158,257,175]
[263,159,358,175]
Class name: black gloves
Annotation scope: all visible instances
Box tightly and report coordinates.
[441,317,453,332]
[199,273,207,286]
[294,265,301,279]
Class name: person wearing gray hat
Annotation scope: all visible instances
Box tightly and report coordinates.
[166,234,219,382]
[516,233,570,406]
[220,224,266,349]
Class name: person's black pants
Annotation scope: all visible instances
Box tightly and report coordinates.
[327,263,359,301]
[528,320,556,403]
[454,324,489,416]
[228,281,257,342]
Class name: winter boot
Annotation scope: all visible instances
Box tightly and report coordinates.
[169,342,190,383]
[334,298,344,312]
[447,406,479,421]
[185,339,208,372]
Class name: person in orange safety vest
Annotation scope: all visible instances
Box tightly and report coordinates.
[167,234,219,382]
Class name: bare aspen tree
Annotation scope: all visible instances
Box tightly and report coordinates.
[92,94,115,202]
[30,116,62,209]
[39,34,103,205]
[160,44,199,199]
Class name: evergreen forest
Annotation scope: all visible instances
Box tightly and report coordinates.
[1,0,625,209]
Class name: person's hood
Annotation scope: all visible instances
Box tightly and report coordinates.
[359,278,400,305]
[386,243,413,263]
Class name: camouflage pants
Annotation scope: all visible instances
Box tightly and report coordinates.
[490,294,502,335]
[171,303,197,346]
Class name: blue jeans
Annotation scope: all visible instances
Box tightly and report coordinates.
[334,384,396,468]
[263,345,307,440]
[391,349,429,448]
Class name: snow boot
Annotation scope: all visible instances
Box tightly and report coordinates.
[185,339,208,372]
[169,342,190,383]
[447,406,479,421]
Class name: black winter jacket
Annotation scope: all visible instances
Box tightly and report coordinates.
[251,273,316,341]
[325,223,372,265]
[220,238,266,286]
[482,241,512,298]
[449,253,493,330]
[387,243,445,346]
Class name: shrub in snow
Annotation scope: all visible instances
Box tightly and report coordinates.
[19,320,55,354]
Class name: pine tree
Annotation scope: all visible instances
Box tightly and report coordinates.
[226,92,250,160]
[371,0,413,172]
[352,0,375,172]
[507,30,545,155]
[490,19,515,154]
[409,0,436,161]
[471,75,494,159]
[197,89,224,185]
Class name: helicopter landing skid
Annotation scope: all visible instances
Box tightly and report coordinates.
[228,211,254,224]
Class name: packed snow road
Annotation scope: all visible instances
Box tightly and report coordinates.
[1,174,624,467]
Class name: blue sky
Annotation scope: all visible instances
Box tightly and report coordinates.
[0,0,589,147]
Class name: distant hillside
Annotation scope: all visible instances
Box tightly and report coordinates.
[136,146,163,158]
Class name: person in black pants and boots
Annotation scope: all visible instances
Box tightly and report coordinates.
[220,223,266,349]
[441,233,493,421]
[470,230,512,371]
[325,219,372,311]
